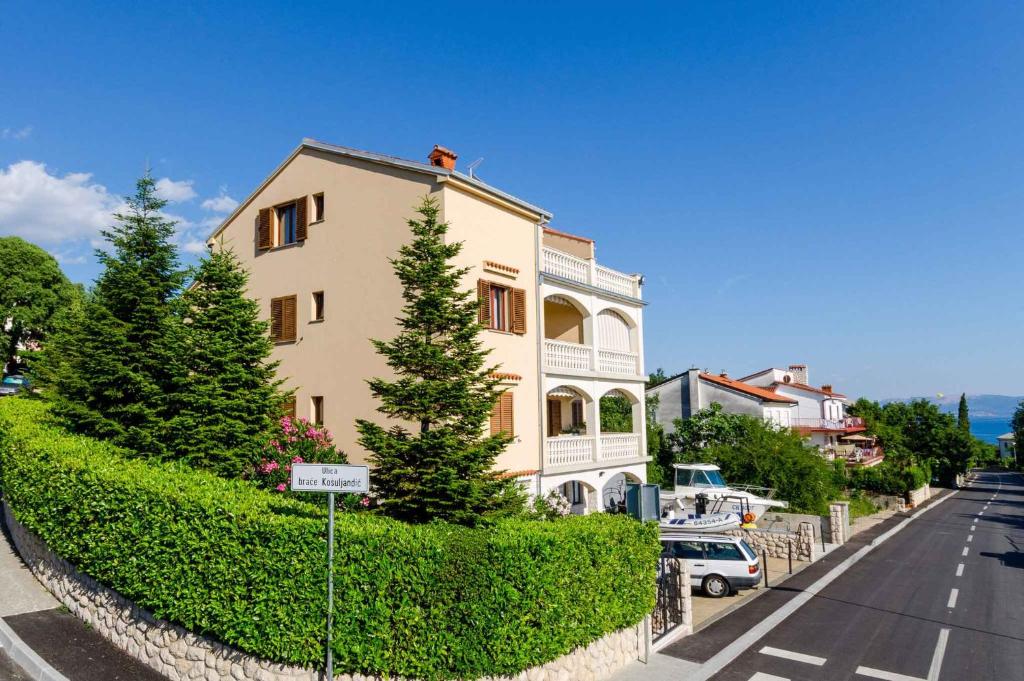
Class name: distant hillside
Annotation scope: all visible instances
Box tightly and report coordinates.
[881,394,1023,419]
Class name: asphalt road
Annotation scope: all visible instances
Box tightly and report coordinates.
[689,470,1024,681]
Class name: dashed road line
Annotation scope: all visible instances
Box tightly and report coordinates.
[855,628,950,681]
[956,563,964,577]
[758,646,826,666]
[749,673,789,681]
[962,546,969,556]
[967,534,973,542]
[947,588,958,609]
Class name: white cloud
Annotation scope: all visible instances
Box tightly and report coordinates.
[182,240,209,255]
[154,177,197,203]
[2,126,32,140]
[0,160,122,245]
[201,194,239,213]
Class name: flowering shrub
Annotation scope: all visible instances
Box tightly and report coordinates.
[252,416,350,496]
[532,490,572,520]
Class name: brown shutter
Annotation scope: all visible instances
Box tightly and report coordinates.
[281,295,297,341]
[547,399,562,437]
[283,397,296,418]
[501,391,514,436]
[511,288,527,334]
[270,298,284,340]
[477,280,492,326]
[295,196,308,241]
[490,396,501,435]
[258,208,272,250]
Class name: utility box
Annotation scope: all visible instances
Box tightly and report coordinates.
[626,483,661,522]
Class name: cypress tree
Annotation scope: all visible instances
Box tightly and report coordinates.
[167,249,287,476]
[356,197,523,525]
[957,393,970,434]
[48,175,184,458]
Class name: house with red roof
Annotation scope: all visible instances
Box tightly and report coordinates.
[740,364,881,467]
[647,368,798,433]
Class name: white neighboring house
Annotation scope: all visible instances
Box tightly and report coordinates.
[997,433,1016,462]
[740,364,881,466]
[647,369,798,434]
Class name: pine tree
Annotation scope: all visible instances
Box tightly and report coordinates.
[958,393,970,434]
[167,249,287,476]
[48,175,184,458]
[356,197,523,525]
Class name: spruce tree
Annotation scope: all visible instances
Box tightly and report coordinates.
[958,393,970,434]
[48,175,184,458]
[356,197,523,525]
[168,249,287,476]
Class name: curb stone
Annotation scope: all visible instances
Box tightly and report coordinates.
[0,617,69,681]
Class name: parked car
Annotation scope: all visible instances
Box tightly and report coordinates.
[660,532,760,598]
[0,374,31,397]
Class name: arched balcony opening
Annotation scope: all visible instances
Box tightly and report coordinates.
[596,309,639,375]
[601,471,644,513]
[598,388,643,463]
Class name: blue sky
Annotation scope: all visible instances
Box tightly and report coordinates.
[1,2,1022,398]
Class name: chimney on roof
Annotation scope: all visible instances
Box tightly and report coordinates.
[719,371,729,379]
[788,364,808,385]
[822,384,833,394]
[428,145,457,170]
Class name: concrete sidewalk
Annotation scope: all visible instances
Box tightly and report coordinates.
[0,506,165,681]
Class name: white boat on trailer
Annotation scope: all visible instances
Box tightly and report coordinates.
[661,463,787,525]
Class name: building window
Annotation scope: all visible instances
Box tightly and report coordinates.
[270,295,297,342]
[312,291,325,322]
[567,481,582,504]
[313,193,325,221]
[311,396,324,425]
[282,397,296,418]
[490,390,514,436]
[571,399,585,429]
[490,285,508,331]
[277,203,297,245]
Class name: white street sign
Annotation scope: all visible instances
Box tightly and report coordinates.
[290,464,370,493]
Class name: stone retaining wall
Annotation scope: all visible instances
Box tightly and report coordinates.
[4,503,641,681]
[728,522,814,561]
[907,484,931,508]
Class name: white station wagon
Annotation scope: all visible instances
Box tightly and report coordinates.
[660,533,761,598]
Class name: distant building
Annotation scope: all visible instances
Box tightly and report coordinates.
[647,369,798,432]
[997,433,1016,462]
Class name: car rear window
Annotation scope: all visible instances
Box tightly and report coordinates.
[739,540,757,561]
[705,542,745,561]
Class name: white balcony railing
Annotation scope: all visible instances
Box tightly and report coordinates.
[544,340,641,377]
[598,348,639,375]
[542,247,640,299]
[544,339,593,371]
[599,433,641,461]
[545,433,643,470]
[546,436,596,467]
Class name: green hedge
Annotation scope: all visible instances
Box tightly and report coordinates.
[0,399,659,679]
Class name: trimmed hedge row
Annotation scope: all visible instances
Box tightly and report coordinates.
[0,399,659,679]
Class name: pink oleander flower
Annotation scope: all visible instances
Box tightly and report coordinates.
[292,455,304,464]
[306,428,317,438]
[275,483,286,492]
[360,496,371,507]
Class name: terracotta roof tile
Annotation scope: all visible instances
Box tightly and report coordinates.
[496,469,539,479]
[699,372,798,404]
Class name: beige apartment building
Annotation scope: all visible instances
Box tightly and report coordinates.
[208,139,648,510]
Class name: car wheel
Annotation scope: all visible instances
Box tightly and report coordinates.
[702,574,729,598]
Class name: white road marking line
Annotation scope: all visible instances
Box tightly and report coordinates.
[927,629,950,680]
[962,546,969,556]
[749,673,790,681]
[855,666,925,681]
[977,511,983,516]
[967,534,973,542]
[947,588,958,608]
[680,491,957,681]
[971,524,976,531]
[759,646,826,666]
[956,563,964,576]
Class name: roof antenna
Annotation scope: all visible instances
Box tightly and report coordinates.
[467,157,484,178]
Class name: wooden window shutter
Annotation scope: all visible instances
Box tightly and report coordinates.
[258,208,273,250]
[283,397,296,418]
[295,196,309,241]
[477,280,492,326]
[547,399,562,437]
[491,390,514,436]
[281,295,297,341]
[511,288,527,334]
[270,298,284,340]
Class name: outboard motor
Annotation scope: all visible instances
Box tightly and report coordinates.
[694,493,708,516]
